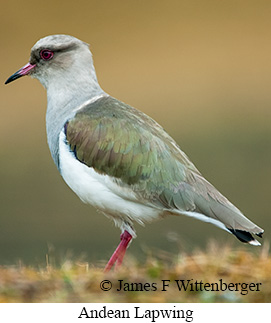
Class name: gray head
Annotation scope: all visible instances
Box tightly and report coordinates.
[5,34,100,90]
[5,35,105,168]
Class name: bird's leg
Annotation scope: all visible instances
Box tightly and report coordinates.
[115,231,133,269]
[104,230,132,272]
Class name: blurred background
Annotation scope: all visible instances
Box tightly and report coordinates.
[1,0,270,266]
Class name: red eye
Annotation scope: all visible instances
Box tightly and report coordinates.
[40,49,54,61]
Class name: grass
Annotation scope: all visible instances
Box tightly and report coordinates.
[0,242,270,303]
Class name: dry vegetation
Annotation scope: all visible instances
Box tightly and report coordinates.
[0,242,270,303]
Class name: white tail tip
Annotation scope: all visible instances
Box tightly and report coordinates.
[249,239,261,246]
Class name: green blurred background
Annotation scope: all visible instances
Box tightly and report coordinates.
[1,0,270,265]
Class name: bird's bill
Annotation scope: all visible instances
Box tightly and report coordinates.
[5,63,36,84]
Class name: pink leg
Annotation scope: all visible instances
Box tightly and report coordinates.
[104,230,132,272]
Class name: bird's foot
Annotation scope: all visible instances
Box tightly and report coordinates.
[104,230,132,272]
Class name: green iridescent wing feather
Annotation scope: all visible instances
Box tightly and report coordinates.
[64,96,263,235]
[65,96,196,187]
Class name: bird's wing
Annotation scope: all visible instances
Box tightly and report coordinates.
[64,96,263,241]
[64,96,198,201]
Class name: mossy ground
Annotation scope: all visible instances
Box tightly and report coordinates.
[0,242,270,303]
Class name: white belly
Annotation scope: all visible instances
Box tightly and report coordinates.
[58,130,162,233]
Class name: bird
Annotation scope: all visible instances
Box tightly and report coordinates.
[5,35,264,271]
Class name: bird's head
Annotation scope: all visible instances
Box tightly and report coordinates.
[5,35,96,89]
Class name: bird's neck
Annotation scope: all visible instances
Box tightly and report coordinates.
[47,63,104,110]
[45,69,106,168]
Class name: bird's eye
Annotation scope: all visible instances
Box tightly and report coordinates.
[40,49,54,61]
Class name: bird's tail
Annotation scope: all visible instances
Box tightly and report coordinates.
[192,192,264,246]
[171,172,265,246]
